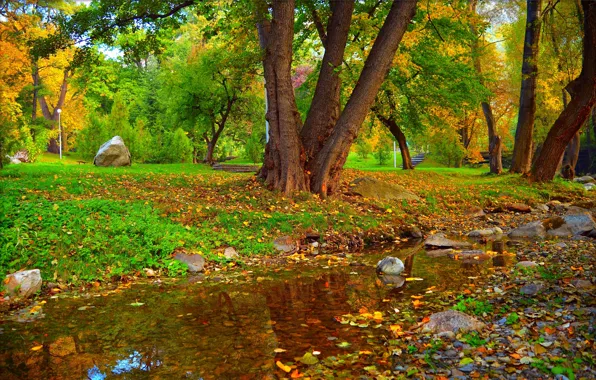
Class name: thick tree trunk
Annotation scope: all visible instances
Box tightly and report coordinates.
[531,1,596,182]
[301,0,354,161]
[309,0,418,196]
[39,69,70,154]
[375,112,414,170]
[510,0,543,174]
[562,131,581,170]
[257,0,308,193]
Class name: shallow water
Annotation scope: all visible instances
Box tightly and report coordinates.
[0,241,513,379]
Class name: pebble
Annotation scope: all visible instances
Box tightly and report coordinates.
[459,364,475,373]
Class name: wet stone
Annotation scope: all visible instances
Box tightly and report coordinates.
[520,283,544,296]
[424,234,471,249]
[273,236,295,253]
[174,253,205,273]
[376,257,404,275]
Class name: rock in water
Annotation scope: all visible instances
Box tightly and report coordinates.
[378,274,406,289]
[273,236,295,252]
[467,227,503,238]
[4,269,42,298]
[376,257,405,275]
[424,310,485,333]
[349,177,420,202]
[507,221,546,238]
[173,252,205,272]
[93,136,131,167]
[424,233,471,248]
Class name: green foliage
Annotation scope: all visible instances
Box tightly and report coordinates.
[244,132,264,164]
[461,332,487,347]
[78,111,109,160]
[506,312,520,325]
[355,139,372,160]
[375,135,393,166]
[453,296,493,316]
[160,128,193,163]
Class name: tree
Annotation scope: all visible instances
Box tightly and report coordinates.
[531,0,596,182]
[256,0,418,196]
[469,0,502,174]
[510,0,543,174]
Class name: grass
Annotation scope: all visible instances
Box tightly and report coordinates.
[1,155,592,286]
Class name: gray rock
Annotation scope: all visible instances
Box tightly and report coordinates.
[4,269,42,298]
[93,136,131,167]
[464,206,486,218]
[224,247,239,259]
[534,204,549,212]
[508,221,546,238]
[424,233,471,249]
[376,257,405,275]
[467,227,503,238]
[173,252,205,272]
[574,176,595,184]
[520,283,544,296]
[401,225,423,239]
[273,236,295,252]
[584,183,595,191]
[424,309,485,333]
[571,279,592,289]
[547,212,596,237]
[348,177,420,201]
[425,248,454,257]
[516,261,538,269]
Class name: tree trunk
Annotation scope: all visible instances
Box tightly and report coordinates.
[375,112,413,170]
[205,141,215,164]
[470,8,503,176]
[39,69,70,154]
[510,0,543,174]
[300,0,354,161]
[531,0,596,182]
[257,0,308,193]
[309,0,418,196]
[562,131,581,170]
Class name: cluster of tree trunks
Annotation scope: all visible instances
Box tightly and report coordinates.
[374,110,414,170]
[256,0,418,196]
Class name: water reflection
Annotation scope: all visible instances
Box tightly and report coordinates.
[0,243,514,379]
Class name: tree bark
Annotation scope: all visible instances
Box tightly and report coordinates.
[300,0,354,161]
[309,0,418,196]
[510,0,543,174]
[531,0,596,182]
[377,114,414,170]
[469,0,503,174]
[257,0,308,193]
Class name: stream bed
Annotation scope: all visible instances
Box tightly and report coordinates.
[0,241,515,379]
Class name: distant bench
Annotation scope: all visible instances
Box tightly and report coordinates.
[212,163,259,173]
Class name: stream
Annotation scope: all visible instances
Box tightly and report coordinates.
[0,240,515,379]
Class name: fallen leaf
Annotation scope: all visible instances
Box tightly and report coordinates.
[31,345,43,351]
[276,361,292,373]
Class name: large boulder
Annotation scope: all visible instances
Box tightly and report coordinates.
[93,136,131,167]
[376,257,405,275]
[424,233,471,249]
[348,177,420,202]
[424,310,485,333]
[547,212,596,237]
[4,269,42,298]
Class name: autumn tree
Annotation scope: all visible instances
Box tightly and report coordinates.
[531,0,596,182]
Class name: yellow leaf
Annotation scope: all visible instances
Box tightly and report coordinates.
[31,345,43,351]
[276,361,292,373]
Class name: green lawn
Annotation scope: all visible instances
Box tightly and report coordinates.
[1,156,591,286]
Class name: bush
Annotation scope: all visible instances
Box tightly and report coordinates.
[355,139,372,159]
[160,128,193,163]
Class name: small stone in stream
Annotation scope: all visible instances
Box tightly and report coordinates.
[504,203,532,213]
[144,268,156,277]
[424,233,471,249]
[585,183,595,191]
[437,331,455,340]
[573,175,595,184]
[224,247,239,259]
[520,283,544,296]
[273,236,295,252]
[451,369,465,377]
[173,252,205,272]
[571,279,592,289]
[376,257,404,275]
[548,212,596,237]
[555,242,568,249]
[467,227,503,237]
[464,206,485,218]
[507,221,546,238]
[425,248,454,257]
[516,261,538,269]
[4,269,42,298]
[425,310,485,333]
[534,204,549,212]
[310,241,319,248]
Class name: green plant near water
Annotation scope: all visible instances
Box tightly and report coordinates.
[453,295,493,316]
[461,332,486,347]
[505,312,520,325]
